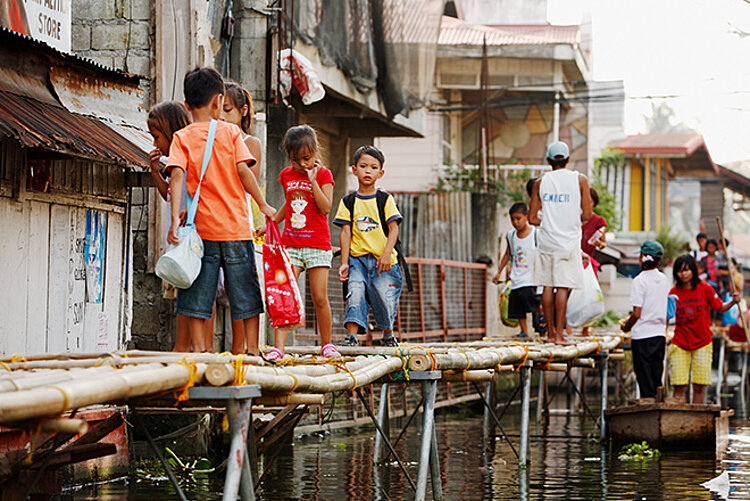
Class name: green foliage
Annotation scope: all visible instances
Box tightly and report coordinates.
[593,149,626,231]
[434,163,531,206]
[618,441,662,463]
[590,310,623,329]
[655,225,690,265]
[136,448,214,483]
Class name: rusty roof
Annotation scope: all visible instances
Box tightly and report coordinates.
[439,16,580,46]
[608,133,718,175]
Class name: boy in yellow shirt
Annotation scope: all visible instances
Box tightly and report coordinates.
[334,146,403,347]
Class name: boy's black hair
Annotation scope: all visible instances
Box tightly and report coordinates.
[696,232,708,240]
[547,157,569,168]
[641,257,661,271]
[673,254,699,289]
[706,238,719,250]
[590,187,599,207]
[184,67,225,109]
[509,202,528,216]
[526,177,537,198]
[281,125,318,159]
[353,145,385,168]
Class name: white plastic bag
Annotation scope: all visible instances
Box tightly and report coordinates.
[566,264,605,328]
[278,49,325,105]
[156,226,204,289]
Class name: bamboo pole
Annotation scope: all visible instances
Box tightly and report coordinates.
[2,353,264,371]
[0,363,207,424]
[442,370,494,382]
[0,365,159,394]
[716,216,750,345]
[255,394,325,405]
[204,358,381,387]
[41,418,89,435]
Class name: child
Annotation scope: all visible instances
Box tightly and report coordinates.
[620,241,670,399]
[492,202,539,338]
[529,141,593,345]
[269,125,339,359]
[147,101,197,352]
[334,146,403,347]
[167,67,276,354]
[220,80,266,354]
[669,254,739,403]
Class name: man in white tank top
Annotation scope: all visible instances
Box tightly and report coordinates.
[528,141,593,345]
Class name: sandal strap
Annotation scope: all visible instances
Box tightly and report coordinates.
[321,343,340,358]
[265,347,283,360]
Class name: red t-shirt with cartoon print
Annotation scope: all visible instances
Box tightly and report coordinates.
[279,166,334,250]
[670,281,723,351]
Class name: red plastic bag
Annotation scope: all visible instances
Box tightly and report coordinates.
[263,219,305,329]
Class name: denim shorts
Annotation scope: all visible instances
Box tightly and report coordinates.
[345,254,403,331]
[176,240,264,320]
[286,246,333,270]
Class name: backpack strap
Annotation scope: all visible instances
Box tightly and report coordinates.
[343,192,356,226]
[375,190,413,292]
[185,119,217,228]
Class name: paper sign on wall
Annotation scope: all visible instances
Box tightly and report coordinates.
[84,210,106,304]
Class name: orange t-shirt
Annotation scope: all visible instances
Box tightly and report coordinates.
[167,121,255,241]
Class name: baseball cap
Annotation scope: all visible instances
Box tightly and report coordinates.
[546,141,570,160]
[636,240,664,259]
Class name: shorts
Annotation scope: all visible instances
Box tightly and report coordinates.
[669,342,712,386]
[176,240,264,321]
[286,246,332,270]
[508,286,541,319]
[533,248,584,289]
[345,254,403,331]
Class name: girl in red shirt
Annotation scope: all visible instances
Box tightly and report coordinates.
[669,255,738,403]
[269,125,340,359]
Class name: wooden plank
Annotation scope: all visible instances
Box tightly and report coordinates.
[104,213,124,351]
[25,201,51,354]
[0,198,29,356]
[47,204,70,353]
[68,208,87,352]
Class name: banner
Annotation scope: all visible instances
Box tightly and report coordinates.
[0,0,71,52]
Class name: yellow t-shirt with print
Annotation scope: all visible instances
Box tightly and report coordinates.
[333,192,402,265]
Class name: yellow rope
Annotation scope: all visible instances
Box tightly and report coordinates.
[50,385,71,413]
[175,356,198,403]
[232,354,247,386]
[10,354,27,363]
[0,361,11,371]
[289,373,300,392]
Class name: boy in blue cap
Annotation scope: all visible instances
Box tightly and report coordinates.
[529,141,593,345]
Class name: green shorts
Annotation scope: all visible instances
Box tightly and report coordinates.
[286,246,332,270]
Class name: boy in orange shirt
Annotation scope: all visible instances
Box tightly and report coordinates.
[167,67,276,354]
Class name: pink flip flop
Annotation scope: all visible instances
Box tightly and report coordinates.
[264,347,284,361]
[321,343,341,358]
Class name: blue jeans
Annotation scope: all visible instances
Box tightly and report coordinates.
[345,254,403,331]
[176,240,263,320]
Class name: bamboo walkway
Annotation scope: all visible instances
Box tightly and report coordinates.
[0,333,624,501]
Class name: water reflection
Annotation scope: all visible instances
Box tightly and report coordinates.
[67,410,737,500]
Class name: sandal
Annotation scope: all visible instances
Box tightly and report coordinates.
[264,347,284,361]
[321,343,341,358]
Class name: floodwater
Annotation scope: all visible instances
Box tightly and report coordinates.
[63,401,750,501]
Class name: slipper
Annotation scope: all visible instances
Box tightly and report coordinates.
[321,343,341,358]
[264,347,284,361]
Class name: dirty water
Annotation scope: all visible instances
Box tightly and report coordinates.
[61,404,749,501]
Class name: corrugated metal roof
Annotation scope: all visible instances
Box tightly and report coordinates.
[439,16,580,46]
[608,133,706,156]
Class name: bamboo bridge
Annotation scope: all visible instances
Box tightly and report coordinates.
[0,334,624,501]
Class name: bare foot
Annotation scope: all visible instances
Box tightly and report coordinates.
[552,337,573,346]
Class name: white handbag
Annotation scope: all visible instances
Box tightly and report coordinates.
[155,120,217,289]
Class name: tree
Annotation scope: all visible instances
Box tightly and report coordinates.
[593,149,625,231]
[643,101,695,133]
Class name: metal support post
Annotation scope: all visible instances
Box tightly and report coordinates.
[599,351,609,443]
[716,335,726,406]
[225,398,254,501]
[429,425,443,501]
[482,380,492,439]
[536,371,545,424]
[573,368,583,412]
[416,377,438,501]
[373,383,390,464]
[134,413,188,501]
[741,349,749,418]
[519,359,532,466]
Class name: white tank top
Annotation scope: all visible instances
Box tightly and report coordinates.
[538,169,582,256]
[243,135,256,234]
[509,227,537,289]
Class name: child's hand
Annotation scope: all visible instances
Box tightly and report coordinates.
[491,272,502,285]
[254,223,267,238]
[339,263,349,282]
[260,203,277,219]
[167,218,180,245]
[732,292,741,304]
[149,148,162,173]
[306,160,320,182]
[178,209,187,225]
[377,254,392,274]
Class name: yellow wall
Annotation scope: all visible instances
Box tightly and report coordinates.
[629,158,643,231]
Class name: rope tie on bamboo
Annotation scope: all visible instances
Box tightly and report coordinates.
[94,353,115,367]
[428,349,437,371]
[289,373,300,393]
[391,347,410,381]
[495,353,503,373]
[232,354,247,386]
[502,342,529,371]
[50,385,71,413]
[174,356,198,403]
[10,354,27,363]
[541,351,554,370]
[0,361,11,371]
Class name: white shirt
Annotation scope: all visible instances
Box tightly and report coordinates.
[508,227,537,289]
[630,269,670,340]
[537,169,582,256]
